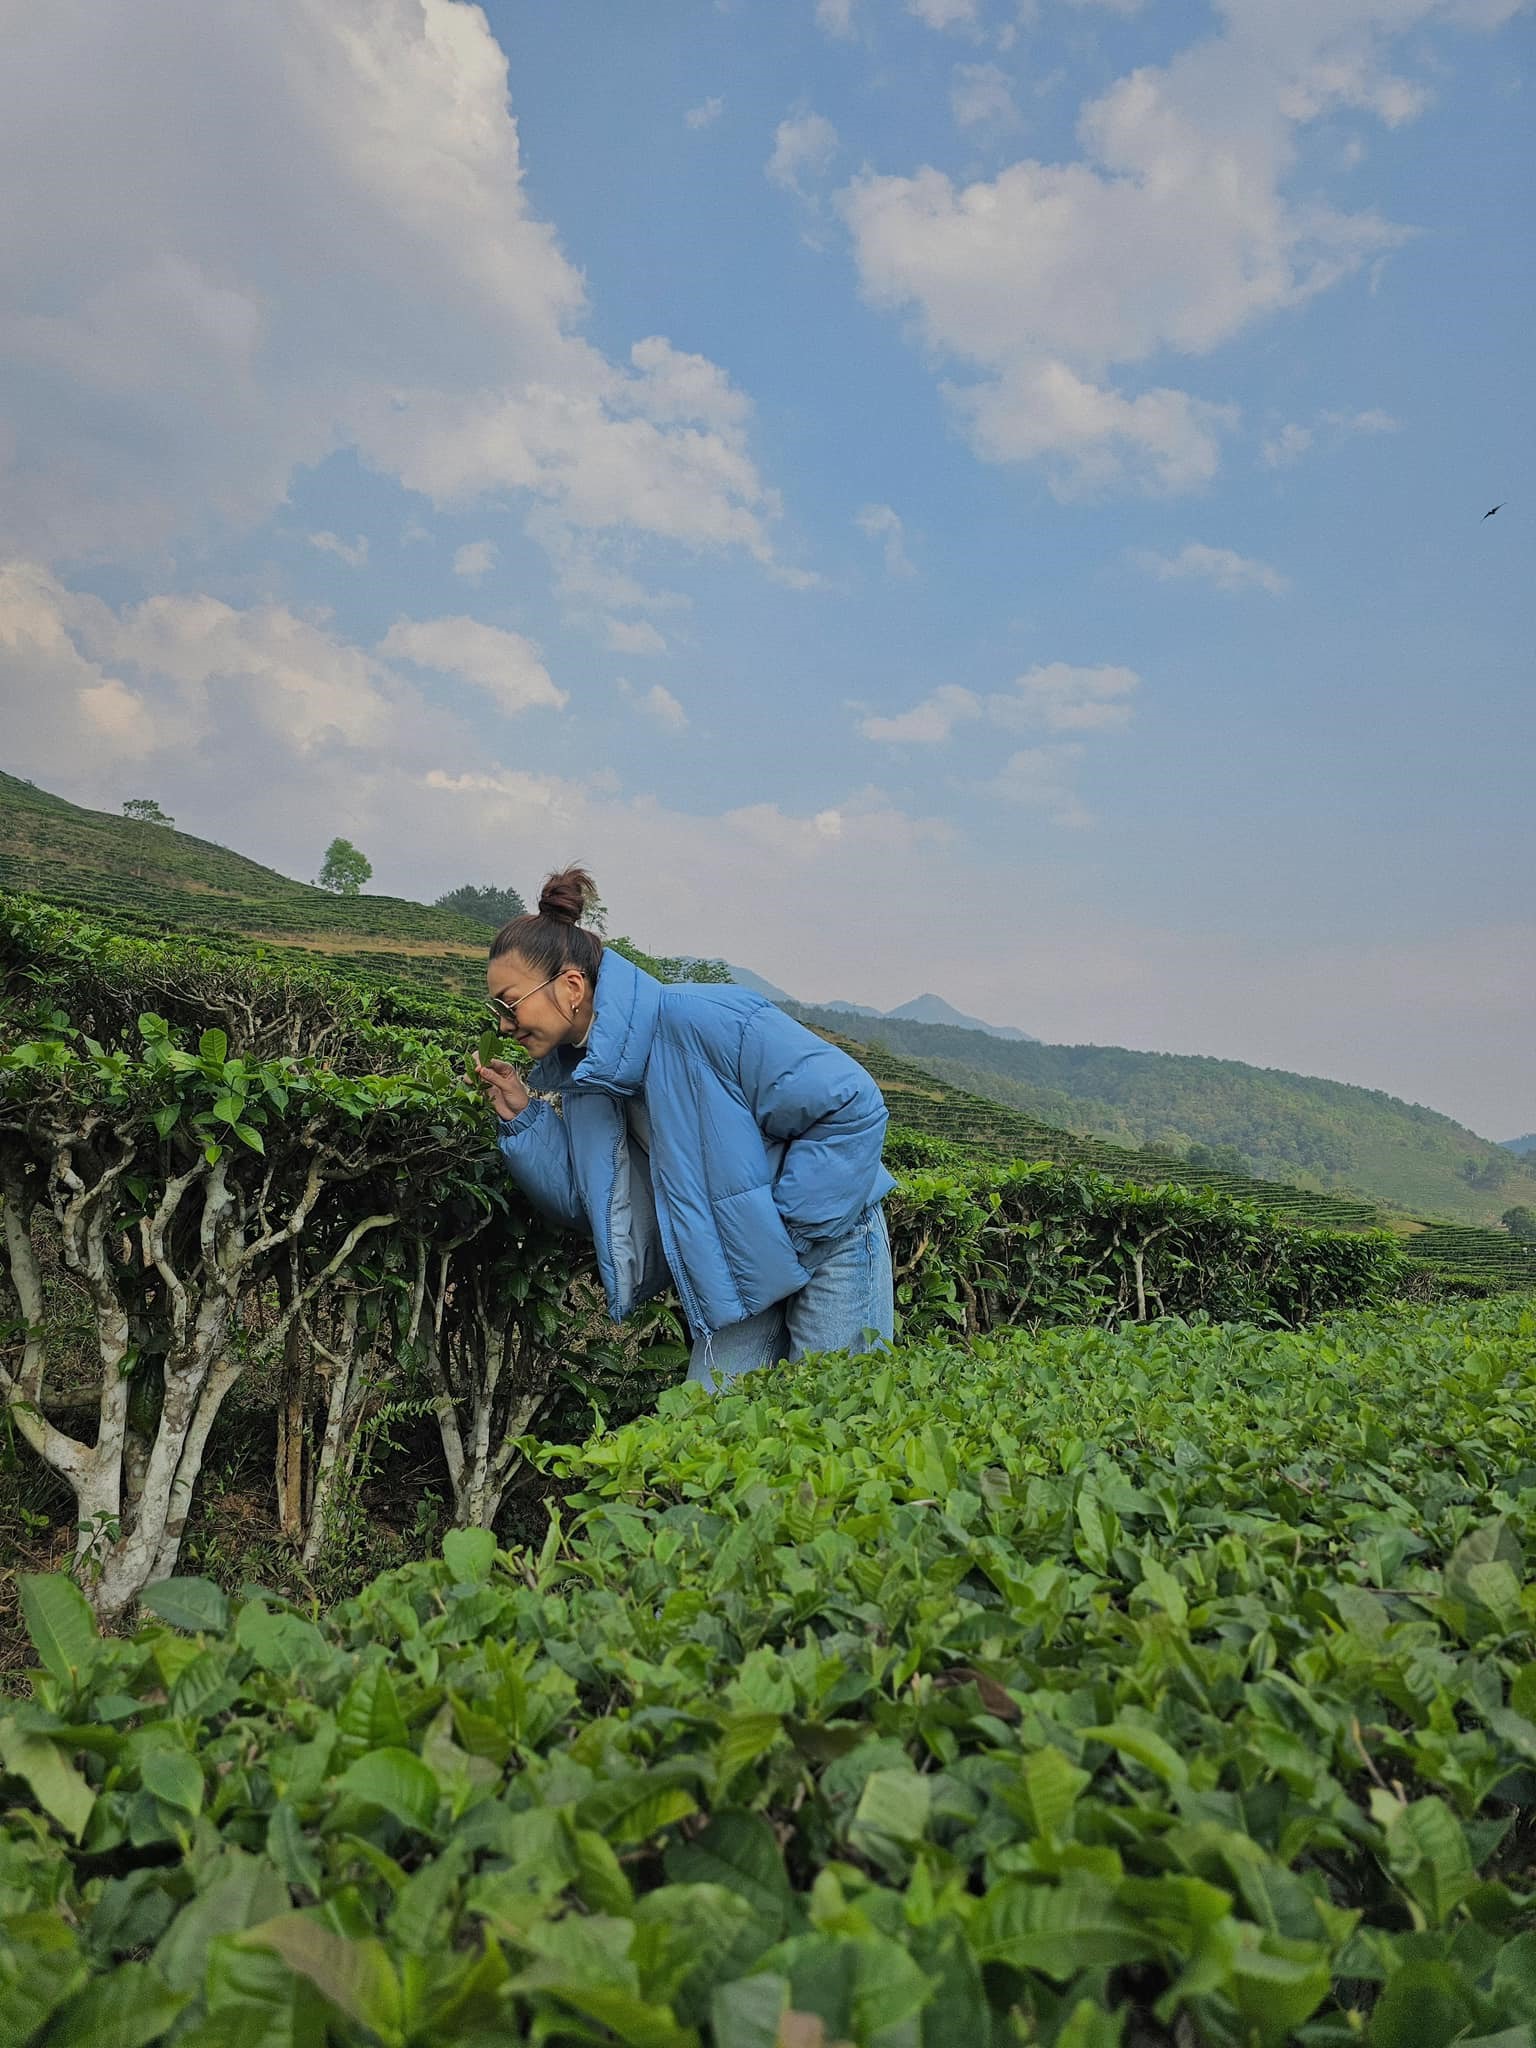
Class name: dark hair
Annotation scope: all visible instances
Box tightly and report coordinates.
[488,865,604,984]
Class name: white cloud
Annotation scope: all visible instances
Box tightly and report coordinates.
[1265,405,1401,465]
[837,0,1509,494]
[983,744,1093,826]
[951,63,1021,130]
[767,112,841,195]
[308,531,369,568]
[1137,542,1289,594]
[860,684,980,742]
[452,540,498,581]
[629,337,753,432]
[685,96,724,129]
[990,661,1142,730]
[524,513,691,621]
[617,676,689,729]
[641,684,689,731]
[0,0,782,574]
[908,0,979,27]
[815,0,859,34]
[605,618,668,655]
[1262,422,1315,467]
[863,661,1142,747]
[378,616,566,716]
[855,502,917,577]
[1322,405,1401,434]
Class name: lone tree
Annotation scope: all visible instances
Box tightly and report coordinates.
[317,837,372,896]
[122,797,174,827]
[434,883,526,928]
[1503,1205,1536,1241]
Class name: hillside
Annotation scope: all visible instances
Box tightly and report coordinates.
[786,1001,1535,1230]
[0,769,722,1000]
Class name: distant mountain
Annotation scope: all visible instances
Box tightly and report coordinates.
[782,1002,1536,1230]
[885,994,1035,1041]
[1502,1134,1536,1156]
[813,998,886,1019]
[718,962,794,1002]
[722,967,1035,1042]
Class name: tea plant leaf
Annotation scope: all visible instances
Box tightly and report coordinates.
[140,1746,204,1816]
[1083,1722,1190,1786]
[337,1663,410,1762]
[240,1915,404,2044]
[1017,1744,1092,1837]
[577,1768,700,1846]
[18,1572,97,1686]
[971,1879,1157,1975]
[140,1575,230,1633]
[0,1717,96,1840]
[39,1963,188,2048]
[851,1768,930,1848]
[714,1710,783,1795]
[665,1812,794,1931]
[442,1526,497,1584]
[1384,1797,1477,1926]
[710,1973,791,2048]
[152,1852,291,1993]
[336,1747,439,1834]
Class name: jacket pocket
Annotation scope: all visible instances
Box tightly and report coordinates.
[711,1183,811,1323]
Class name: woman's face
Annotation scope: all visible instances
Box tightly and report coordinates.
[486,951,590,1060]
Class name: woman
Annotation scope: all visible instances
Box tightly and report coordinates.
[473,867,895,1390]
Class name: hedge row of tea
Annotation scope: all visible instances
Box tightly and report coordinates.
[3,1295,1534,2045]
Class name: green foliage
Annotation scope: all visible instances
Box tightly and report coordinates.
[432,883,527,928]
[1503,1206,1536,1242]
[2,1296,1534,2043]
[121,798,174,827]
[316,838,373,897]
[886,1161,1405,1338]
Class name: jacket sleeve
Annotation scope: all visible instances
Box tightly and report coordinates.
[737,1005,891,1252]
[496,1097,587,1233]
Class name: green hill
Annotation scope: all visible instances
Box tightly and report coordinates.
[785,1002,1535,1231]
[0,769,723,1002]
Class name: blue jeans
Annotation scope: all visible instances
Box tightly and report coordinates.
[686,1203,894,1392]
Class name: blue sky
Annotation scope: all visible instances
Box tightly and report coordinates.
[1,0,1531,1134]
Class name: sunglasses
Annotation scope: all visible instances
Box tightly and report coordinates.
[484,973,561,1030]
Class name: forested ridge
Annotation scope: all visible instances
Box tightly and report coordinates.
[786,1004,1535,1229]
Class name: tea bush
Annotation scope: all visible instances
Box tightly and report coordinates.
[3,1294,1534,2045]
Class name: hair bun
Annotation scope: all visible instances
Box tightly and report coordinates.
[537,865,599,926]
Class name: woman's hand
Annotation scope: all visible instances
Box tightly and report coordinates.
[474,1055,531,1123]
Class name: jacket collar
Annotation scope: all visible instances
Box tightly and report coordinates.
[557,946,660,1097]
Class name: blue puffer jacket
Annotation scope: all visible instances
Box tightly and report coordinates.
[495,948,894,1338]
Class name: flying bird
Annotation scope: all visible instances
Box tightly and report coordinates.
[1483,503,1504,519]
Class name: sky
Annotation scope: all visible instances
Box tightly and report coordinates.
[0,0,1532,1137]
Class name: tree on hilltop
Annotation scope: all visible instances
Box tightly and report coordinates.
[434,883,527,928]
[122,796,174,826]
[317,837,372,896]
